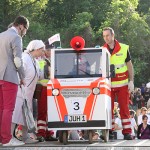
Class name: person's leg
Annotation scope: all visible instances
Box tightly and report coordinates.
[0,82,3,143]
[37,86,47,139]
[111,88,116,130]
[117,86,132,139]
[11,123,16,136]
[69,130,80,140]
[1,81,18,144]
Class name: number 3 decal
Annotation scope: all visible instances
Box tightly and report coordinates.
[74,102,79,110]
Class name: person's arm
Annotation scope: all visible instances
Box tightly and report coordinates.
[12,35,25,85]
[137,125,141,139]
[114,118,123,130]
[114,123,122,130]
[126,60,134,82]
[133,118,138,130]
[125,49,134,92]
[138,115,142,125]
[126,60,134,93]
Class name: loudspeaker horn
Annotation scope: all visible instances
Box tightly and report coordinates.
[70,36,85,51]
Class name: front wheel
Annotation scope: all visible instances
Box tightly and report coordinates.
[63,130,68,145]
[58,130,63,143]
[102,129,109,142]
[88,130,93,144]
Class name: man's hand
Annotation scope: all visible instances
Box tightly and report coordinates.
[20,79,25,86]
[128,81,134,93]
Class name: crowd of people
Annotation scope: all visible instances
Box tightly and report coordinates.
[113,105,150,140]
[131,84,150,110]
[0,15,150,147]
[113,83,150,140]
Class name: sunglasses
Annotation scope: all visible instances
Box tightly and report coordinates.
[23,25,28,30]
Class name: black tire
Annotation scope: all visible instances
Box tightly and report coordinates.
[88,130,93,144]
[63,131,68,145]
[102,129,109,142]
[58,130,63,143]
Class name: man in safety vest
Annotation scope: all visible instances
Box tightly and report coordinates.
[102,27,134,140]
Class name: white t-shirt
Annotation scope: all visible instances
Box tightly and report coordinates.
[115,117,124,139]
[138,114,150,125]
[130,118,136,136]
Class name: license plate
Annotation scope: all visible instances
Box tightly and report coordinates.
[64,115,87,123]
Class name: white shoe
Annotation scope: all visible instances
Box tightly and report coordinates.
[24,138,39,144]
[3,138,25,146]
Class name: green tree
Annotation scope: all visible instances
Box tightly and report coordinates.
[137,0,150,15]
[0,0,48,46]
[65,12,94,47]
[98,0,150,86]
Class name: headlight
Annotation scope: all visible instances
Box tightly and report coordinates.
[92,87,100,95]
[52,89,59,96]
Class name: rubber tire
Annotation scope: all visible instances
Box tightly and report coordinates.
[88,130,93,144]
[102,129,109,142]
[63,130,68,145]
[58,130,63,143]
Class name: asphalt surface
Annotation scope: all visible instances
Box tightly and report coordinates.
[1,139,150,150]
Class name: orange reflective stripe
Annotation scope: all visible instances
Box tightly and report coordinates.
[51,79,68,121]
[47,84,62,120]
[100,82,111,88]
[47,88,52,96]
[89,95,98,120]
[100,87,111,97]
[84,78,100,120]
[54,96,62,121]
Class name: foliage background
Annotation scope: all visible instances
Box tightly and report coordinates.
[0,0,149,87]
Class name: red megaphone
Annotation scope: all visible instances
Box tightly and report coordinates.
[70,36,85,51]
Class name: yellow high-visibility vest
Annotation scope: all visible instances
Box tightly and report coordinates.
[38,60,45,70]
[111,43,129,88]
[37,60,49,85]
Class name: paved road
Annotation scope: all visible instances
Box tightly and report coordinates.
[1,140,150,150]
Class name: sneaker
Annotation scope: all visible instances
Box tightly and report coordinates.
[24,137,39,144]
[124,134,133,140]
[3,138,25,146]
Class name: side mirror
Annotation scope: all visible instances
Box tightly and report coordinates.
[110,64,116,78]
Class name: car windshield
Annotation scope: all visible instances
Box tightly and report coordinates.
[54,49,102,78]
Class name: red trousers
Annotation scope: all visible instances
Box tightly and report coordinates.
[0,80,18,144]
[111,85,131,135]
[36,86,53,137]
